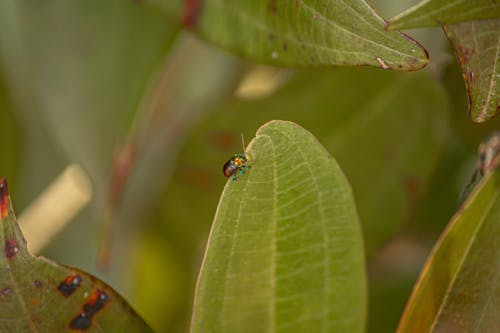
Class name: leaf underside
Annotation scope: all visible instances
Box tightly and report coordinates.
[149,0,428,71]
[444,19,500,123]
[0,178,152,333]
[191,120,366,332]
[388,0,500,30]
[397,167,500,332]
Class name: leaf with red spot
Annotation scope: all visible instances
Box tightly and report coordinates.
[444,19,500,123]
[148,0,428,71]
[0,178,152,332]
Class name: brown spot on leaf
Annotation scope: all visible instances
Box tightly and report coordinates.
[0,287,12,298]
[4,239,18,258]
[182,0,202,29]
[58,274,82,297]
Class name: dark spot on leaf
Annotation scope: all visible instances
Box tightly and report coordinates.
[4,239,19,258]
[58,274,82,297]
[84,290,110,316]
[70,313,92,331]
[268,33,276,41]
[182,0,201,29]
[34,280,43,288]
[283,43,288,51]
[0,177,8,219]
[268,0,277,13]
[70,290,110,330]
[0,287,12,298]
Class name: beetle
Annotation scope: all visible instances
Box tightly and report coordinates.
[223,153,250,181]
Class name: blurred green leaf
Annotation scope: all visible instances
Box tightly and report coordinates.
[388,0,500,30]
[191,120,366,332]
[0,0,179,273]
[397,164,500,332]
[150,0,428,70]
[443,19,500,123]
[0,179,152,332]
[0,76,19,188]
[0,0,177,196]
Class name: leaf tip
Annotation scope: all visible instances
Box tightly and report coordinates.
[400,32,429,71]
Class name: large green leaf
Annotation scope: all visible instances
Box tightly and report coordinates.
[388,0,500,30]
[443,19,500,123]
[397,154,500,332]
[191,121,366,332]
[0,178,152,332]
[149,0,428,70]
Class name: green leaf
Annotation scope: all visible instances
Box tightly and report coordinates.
[397,161,500,332]
[0,178,152,332]
[149,0,428,71]
[443,19,500,123]
[388,0,500,30]
[191,121,366,332]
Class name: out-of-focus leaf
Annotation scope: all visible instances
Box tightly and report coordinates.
[414,61,500,240]
[0,178,152,332]
[0,0,177,205]
[0,0,178,272]
[388,0,500,30]
[0,76,19,188]
[149,0,428,70]
[191,121,366,332]
[443,19,500,123]
[397,165,500,332]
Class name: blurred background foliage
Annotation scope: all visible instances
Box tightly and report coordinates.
[0,0,498,332]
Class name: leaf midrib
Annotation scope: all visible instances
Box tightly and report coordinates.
[273,126,331,332]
